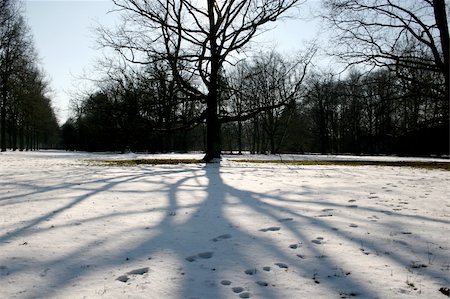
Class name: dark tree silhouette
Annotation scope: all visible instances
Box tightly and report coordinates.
[98,0,301,161]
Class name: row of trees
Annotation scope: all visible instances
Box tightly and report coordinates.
[63,48,447,156]
[62,51,311,153]
[0,0,59,151]
[62,0,448,157]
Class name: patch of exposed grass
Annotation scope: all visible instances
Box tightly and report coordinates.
[232,159,449,170]
[91,159,204,166]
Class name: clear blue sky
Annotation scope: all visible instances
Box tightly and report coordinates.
[24,0,324,124]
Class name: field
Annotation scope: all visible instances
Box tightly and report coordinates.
[0,151,449,298]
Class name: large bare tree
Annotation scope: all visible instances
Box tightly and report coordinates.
[99,0,301,161]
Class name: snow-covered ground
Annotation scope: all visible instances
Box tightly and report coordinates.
[0,151,449,299]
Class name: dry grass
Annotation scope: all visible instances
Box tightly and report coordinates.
[92,159,204,166]
[90,157,448,170]
[232,159,449,170]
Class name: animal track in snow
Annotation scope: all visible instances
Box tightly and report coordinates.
[259,227,280,232]
[262,266,271,271]
[245,269,257,275]
[239,292,251,298]
[232,286,244,293]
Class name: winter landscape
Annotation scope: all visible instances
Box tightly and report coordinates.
[0,151,449,298]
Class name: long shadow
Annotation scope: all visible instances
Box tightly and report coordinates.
[0,155,448,298]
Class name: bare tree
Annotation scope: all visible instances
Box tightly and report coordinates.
[225,50,312,154]
[98,0,301,161]
[323,0,449,113]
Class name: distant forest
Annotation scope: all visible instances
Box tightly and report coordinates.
[1,0,449,157]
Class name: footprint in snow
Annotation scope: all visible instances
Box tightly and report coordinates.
[278,217,293,222]
[222,280,252,297]
[239,292,251,298]
[256,281,269,287]
[116,275,129,283]
[349,224,358,228]
[0,266,9,276]
[245,269,257,275]
[116,267,149,283]
[198,252,213,259]
[39,268,50,277]
[232,287,251,298]
[212,234,232,242]
[312,237,324,244]
[186,252,214,262]
[368,215,380,222]
[127,267,149,275]
[220,280,232,286]
[274,262,288,269]
[259,227,280,232]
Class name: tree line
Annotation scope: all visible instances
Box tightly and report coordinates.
[63,49,448,156]
[0,0,60,151]
[63,0,448,157]
[1,0,444,157]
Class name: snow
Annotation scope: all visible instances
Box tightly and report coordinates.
[0,150,449,299]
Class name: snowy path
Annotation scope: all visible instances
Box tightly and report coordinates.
[0,151,449,298]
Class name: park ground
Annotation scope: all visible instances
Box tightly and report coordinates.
[0,151,449,298]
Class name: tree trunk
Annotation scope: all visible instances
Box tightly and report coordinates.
[433,0,449,120]
[204,86,221,161]
[12,117,17,151]
[1,78,7,152]
[237,120,242,154]
[203,0,221,162]
[19,120,24,150]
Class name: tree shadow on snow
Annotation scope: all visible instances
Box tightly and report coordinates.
[0,159,448,298]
